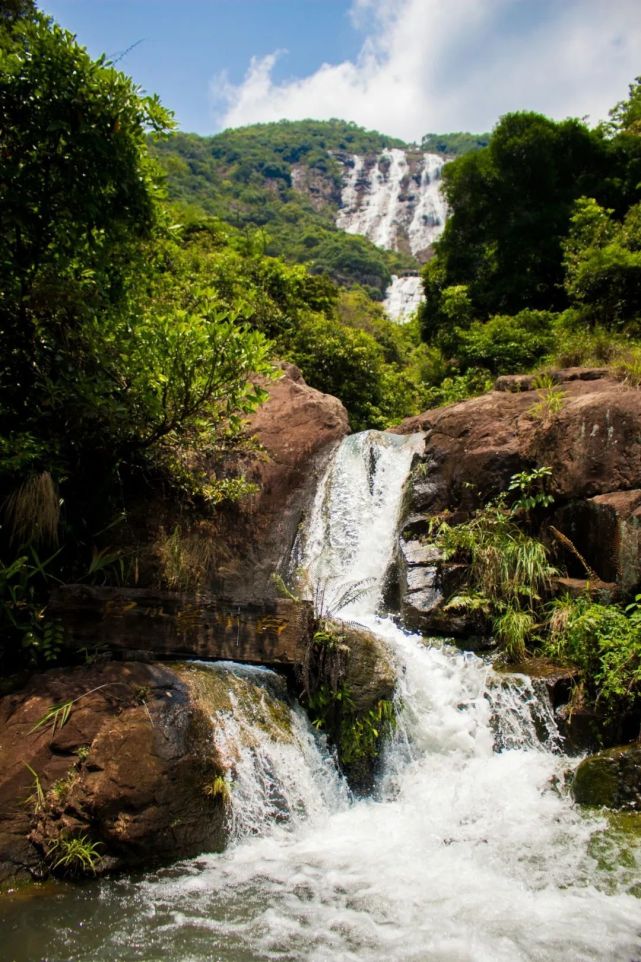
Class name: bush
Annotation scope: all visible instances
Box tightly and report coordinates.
[545,596,641,708]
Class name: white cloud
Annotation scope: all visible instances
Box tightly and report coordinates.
[211,0,641,139]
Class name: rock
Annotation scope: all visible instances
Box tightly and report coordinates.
[573,744,641,809]
[553,577,618,602]
[495,657,580,708]
[392,371,641,614]
[214,365,350,600]
[123,364,349,602]
[303,620,397,793]
[48,585,313,669]
[0,660,295,883]
[395,370,641,512]
[494,368,610,392]
[553,491,641,592]
[340,623,397,715]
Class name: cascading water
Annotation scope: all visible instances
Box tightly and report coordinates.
[383,274,424,323]
[335,149,447,321]
[4,432,640,962]
[336,150,447,256]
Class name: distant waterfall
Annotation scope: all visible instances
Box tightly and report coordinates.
[336,148,448,256]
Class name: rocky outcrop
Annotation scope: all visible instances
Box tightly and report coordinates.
[0,663,223,881]
[572,744,641,809]
[211,363,349,600]
[125,364,349,602]
[0,660,296,883]
[397,369,641,512]
[303,620,397,793]
[394,370,641,631]
[48,586,313,669]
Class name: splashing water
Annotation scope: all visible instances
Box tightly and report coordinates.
[3,431,640,962]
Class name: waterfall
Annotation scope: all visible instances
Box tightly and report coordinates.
[336,149,447,256]
[383,274,424,322]
[201,662,348,840]
[11,432,641,962]
[335,149,446,320]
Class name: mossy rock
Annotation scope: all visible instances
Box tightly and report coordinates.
[573,745,641,810]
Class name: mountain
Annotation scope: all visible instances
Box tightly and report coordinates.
[152,120,487,312]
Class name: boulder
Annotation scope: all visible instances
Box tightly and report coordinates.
[395,369,641,514]
[572,744,641,809]
[392,371,641,624]
[0,660,294,883]
[209,363,350,600]
[123,364,349,602]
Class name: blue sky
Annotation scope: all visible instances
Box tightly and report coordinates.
[41,0,641,140]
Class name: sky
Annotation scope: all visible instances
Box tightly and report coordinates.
[41,0,641,141]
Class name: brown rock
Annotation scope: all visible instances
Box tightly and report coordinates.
[213,364,349,600]
[0,662,262,882]
[395,370,641,515]
[48,585,313,669]
[554,492,641,591]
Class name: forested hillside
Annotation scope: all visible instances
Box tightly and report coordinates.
[152,121,419,297]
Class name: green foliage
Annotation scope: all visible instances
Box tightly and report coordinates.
[432,472,557,660]
[288,312,421,431]
[420,109,641,326]
[0,548,64,667]
[507,466,554,514]
[47,833,103,876]
[528,375,567,421]
[29,699,73,736]
[605,76,641,136]
[544,596,641,708]
[447,311,556,374]
[493,606,536,662]
[23,763,45,814]
[203,775,231,804]
[152,121,412,293]
[338,698,396,766]
[563,199,641,328]
[420,131,490,156]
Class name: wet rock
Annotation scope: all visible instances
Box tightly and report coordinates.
[573,744,641,809]
[0,661,293,883]
[495,657,580,709]
[341,623,396,715]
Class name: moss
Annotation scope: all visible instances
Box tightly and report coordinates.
[573,755,619,807]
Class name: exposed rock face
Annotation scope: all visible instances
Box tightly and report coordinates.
[573,745,641,809]
[49,586,313,669]
[0,660,297,883]
[0,663,225,882]
[126,364,349,602]
[215,364,349,600]
[395,370,641,618]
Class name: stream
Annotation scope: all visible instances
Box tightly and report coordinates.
[2,431,640,962]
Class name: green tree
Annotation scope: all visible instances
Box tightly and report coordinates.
[419,109,641,339]
[563,198,641,327]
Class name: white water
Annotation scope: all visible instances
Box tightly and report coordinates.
[383,274,424,322]
[336,149,447,256]
[6,432,640,962]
